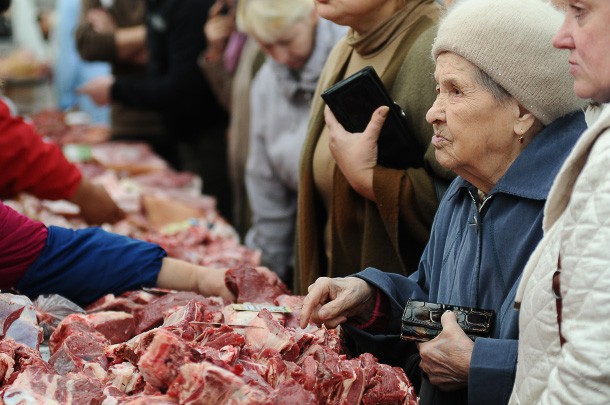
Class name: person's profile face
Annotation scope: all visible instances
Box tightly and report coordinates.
[552,0,610,103]
[425,53,521,187]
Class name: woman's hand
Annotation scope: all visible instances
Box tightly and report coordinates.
[300,277,377,329]
[86,8,117,34]
[203,1,235,62]
[417,311,474,391]
[325,105,388,202]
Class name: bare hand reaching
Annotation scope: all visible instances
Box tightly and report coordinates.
[299,276,377,329]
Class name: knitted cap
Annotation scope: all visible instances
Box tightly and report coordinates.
[431,0,585,125]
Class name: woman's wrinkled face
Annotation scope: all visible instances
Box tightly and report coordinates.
[553,0,610,103]
[256,17,316,71]
[313,0,399,32]
[426,53,522,190]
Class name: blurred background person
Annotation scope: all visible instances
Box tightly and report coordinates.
[199,0,265,239]
[511,0,610,403]
[300,0,585,403]
[295,0,453,293]
[236,0,347,284]
[53,0,110,125]
[0,97,124,225]
[77,0,233,221]
[75,0,176,168]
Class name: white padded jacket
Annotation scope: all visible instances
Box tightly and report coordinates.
[510,104,610,404]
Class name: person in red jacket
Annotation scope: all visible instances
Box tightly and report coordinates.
[0,98,124,224]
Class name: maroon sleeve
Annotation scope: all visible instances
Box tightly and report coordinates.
[0,201,48,289]
[352,288,391,334]
[0,100,82,200]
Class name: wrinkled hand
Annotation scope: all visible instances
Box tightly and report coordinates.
[300,277,376,329]
[69,178,125,225]
[86,8,116,34]
[417,311,474,391]
[324,105,388,202]
[77,76,114,106]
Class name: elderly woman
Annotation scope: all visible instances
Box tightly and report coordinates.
[294,0,452,293]
[511,1,610,403]
[236,0,346,283]
[300,0,585,404]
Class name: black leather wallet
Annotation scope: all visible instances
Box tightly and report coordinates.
[400,299,494,342]
[321,66,424,169]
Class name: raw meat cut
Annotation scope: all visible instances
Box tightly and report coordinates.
[225,265,290,304]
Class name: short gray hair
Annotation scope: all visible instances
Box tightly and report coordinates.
[473,66,512,106]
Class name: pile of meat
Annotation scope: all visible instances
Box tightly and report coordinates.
[0,267,418,404]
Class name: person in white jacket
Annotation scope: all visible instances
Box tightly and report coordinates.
[510,1,610,403]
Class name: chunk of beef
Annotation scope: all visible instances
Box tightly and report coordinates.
[166,361,267,404]
[134,292,208,334]
[137,329,199,390]
[225,266,290,304]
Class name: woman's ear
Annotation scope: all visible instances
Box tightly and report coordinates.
[514,104,538,136]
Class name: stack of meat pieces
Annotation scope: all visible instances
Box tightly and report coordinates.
[0,267,418,404]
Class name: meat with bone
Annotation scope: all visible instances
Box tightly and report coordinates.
[0,366,104,404]
[166,361,268,405]
[133,292,209,335]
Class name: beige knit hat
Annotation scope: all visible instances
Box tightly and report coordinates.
[431,0,585,125]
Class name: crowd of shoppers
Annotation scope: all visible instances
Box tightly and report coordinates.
[3,0,610,402]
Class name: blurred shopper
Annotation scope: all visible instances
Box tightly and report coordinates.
[75,0,177,168]
[53,0,110,124]
[78,0,232,221]
[199,0,265,238]
[237,0,347,283]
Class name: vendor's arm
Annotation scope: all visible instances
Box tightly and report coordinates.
[14,222,236,306]
[0,100,124,224]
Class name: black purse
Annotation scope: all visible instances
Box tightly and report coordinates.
[400,299,494,342]
[321,66,424,169]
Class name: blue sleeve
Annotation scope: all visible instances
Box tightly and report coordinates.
[355,266,429,332]
[468,338,518,405]
[16,226,167,306]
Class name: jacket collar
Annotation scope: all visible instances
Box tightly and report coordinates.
[447,111,586,202]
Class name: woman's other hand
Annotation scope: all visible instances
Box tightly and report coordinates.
[418,311,474,391]
[299,276,376,329]
[325,105,388,202]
